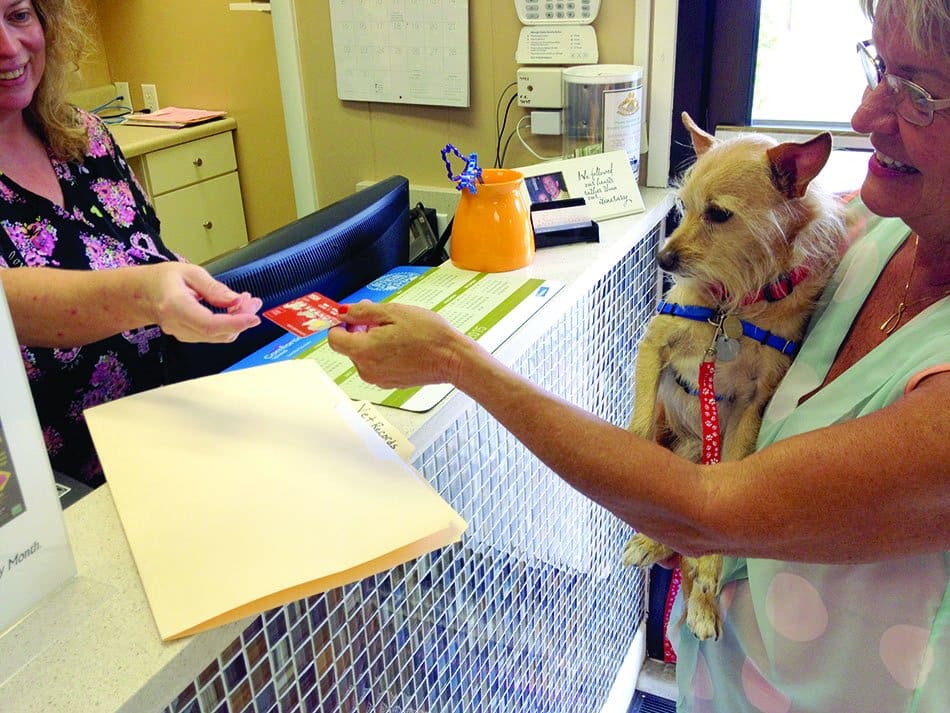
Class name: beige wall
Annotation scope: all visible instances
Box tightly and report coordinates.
[295,1,637,205]
[91,0,296,241]
[71,5,111,91]
[86,1,637,234]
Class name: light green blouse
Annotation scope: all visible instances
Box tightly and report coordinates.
[673,213,950,713]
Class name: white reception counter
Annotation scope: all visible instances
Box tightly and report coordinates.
[1,188,674,713]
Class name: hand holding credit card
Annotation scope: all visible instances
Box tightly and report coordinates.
[263,292,343,337]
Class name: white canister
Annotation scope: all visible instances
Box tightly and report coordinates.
[562,64,644,179]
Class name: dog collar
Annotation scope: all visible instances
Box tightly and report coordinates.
[656,301,800,356]
[709,264,811,306]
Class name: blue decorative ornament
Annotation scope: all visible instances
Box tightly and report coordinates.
[441,143,484,194]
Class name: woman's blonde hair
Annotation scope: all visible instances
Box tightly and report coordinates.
[861,0,950,56]
[29,0,93,162]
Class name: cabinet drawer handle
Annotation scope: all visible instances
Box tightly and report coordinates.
[202,221,213,230]
[193,157,204,167]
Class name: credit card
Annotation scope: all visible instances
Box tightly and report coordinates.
[262,292,343,337]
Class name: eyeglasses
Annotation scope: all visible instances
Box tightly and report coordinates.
[857,39,950,126]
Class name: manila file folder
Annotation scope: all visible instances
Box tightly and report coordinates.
[85,360,467,641]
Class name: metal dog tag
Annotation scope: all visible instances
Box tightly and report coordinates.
[715,334,741,361]
[723,315,743,340]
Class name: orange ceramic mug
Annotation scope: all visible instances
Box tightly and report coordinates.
[449,168,535,273]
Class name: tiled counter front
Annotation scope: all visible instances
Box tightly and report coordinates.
[161,225,664,713]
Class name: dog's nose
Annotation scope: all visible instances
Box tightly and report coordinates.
[657,249,679,273]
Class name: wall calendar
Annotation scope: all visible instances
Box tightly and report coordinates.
[329,0,470,108]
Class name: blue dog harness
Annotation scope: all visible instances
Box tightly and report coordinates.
[656,301,801,356]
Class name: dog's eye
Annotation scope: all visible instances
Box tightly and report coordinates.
[705,205,733,223]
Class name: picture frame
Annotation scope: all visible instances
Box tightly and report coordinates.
[518,150,645,221]
[524,171,571,205]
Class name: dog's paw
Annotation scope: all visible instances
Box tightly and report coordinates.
[686,603,723,641]
[686,582,723,641]
[622,533,674,569]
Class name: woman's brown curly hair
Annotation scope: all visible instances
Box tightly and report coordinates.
[29,0,93,162]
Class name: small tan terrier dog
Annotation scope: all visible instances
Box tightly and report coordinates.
[623,113,845,641]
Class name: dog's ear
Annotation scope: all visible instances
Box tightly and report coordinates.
[766,132,833,199]
[682,112,717,156]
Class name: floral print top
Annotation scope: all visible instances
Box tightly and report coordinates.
[0,110,179,486]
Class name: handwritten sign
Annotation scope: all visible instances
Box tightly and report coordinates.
[517,150,644,220]
[355,401,415,462]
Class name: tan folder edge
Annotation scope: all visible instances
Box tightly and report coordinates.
[174,526,461,640]
[85,360,466,641]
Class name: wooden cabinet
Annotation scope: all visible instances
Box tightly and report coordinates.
[114,122,249,265]
[152,171,247,265]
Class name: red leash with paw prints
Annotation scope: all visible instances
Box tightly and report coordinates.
[698,312,743,465]
[698,359,722,464]
[663,316,735,662]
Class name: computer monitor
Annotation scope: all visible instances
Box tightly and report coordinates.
[164,175,410,381]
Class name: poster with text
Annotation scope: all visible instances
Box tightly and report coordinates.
[0,285,76,634]
[0,423,27,529]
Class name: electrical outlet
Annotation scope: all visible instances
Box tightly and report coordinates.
[141,83,159,112]
[114,81,131,108]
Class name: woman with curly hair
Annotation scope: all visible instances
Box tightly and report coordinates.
[0,0,262,485]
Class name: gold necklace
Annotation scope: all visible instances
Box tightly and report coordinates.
[880,234,950,335]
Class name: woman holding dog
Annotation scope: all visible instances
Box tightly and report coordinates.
[0,0,262,485]
[329,0,948,709]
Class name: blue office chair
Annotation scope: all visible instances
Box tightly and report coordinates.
[163,175,410,382]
